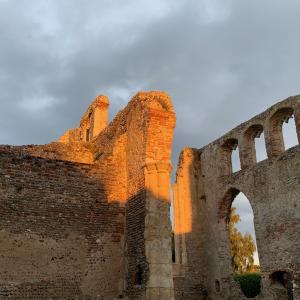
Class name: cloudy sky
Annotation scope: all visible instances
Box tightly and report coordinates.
[1,0,300,262]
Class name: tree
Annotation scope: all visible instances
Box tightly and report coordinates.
[229,207,256,273]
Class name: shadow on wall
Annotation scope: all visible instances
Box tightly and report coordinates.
[0,148,126,299]
[125,187,174,300]
[172,96,300,300]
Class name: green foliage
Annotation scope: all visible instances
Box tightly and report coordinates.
[234,273,261,298]
[229,207,256,273]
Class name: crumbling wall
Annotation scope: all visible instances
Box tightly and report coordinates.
[0,91,176,300]
[59,95,110,144]
[0,147,124,299]
[173,148,208,300]
[173,95,300,299]
[92,91,176,299]
[5,142,94,164]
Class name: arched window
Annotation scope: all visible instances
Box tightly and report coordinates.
[220,139,240,175]
[268,107,297,157]
[219,189,261,298]
[231,193,260,270]
[282,114,298,150]
[232,146,241,173]
[255,131,268,162]
[242,124,267,167]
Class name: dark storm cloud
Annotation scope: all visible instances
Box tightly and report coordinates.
[1,0,299,241]
[1,0,299,149]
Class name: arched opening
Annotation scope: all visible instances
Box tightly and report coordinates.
[268,107,296,157]
[255,131,268,162]
[220,138,240,175]
[219,188,261,298]
[232,146,241,172]
[231,193,260,271]
[242,124,267,167]
[270,271,294,299]
[282,114,298,150]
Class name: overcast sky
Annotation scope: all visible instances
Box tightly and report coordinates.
[1,0,299,261]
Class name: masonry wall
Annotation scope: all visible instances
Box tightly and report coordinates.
[173,95,300,300]
[10,142,94,164]
[173,148,208,300]
[92,92,176,299]
[0,91,176,300]
[0,147,125,299]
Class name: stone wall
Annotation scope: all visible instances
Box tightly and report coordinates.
[1,89,298,299]
[93,92,176,299]
[173,95,300,299]
[0,147,124,299]
[0,91,176,300]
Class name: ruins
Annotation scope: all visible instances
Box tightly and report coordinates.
[0,91,299,299]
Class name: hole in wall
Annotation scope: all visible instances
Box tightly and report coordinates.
[86,128,90,142]
[282,115,298,150]
[269,107,296,156]
[220,189,261,298]
[231,146,241,172]
[231,193,260,271]
[270,271,294,299]
[243,124,266,165]
[254,131,268,162]
[220,138,239,175]
[134,265,143,286]
[171,231,176,263]
[215,279,221,293]
[15,185,23,193]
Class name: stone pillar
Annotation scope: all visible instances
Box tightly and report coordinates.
[240,125,264,169]
[93,95,109,137]
[144,161,174,300]
[265,122,284,158]
[240,137,256,169]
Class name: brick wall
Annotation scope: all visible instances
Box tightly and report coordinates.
[173,95,300,299]
[0,91,176,300]
[0,147,125,299]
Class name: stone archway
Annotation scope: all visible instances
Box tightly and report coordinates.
[269,270,294,300]
[219,188,261,298]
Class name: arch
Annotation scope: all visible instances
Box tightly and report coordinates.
[219,187,240,222]
[241,124,266,167]
[220,138,240,176]
[269,270,294,299]
[219,188,261,297]
[267,107,295,157]
[231,193,260,269]
[282,114,298,150]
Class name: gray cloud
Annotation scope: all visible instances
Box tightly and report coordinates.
[1,0,299,246]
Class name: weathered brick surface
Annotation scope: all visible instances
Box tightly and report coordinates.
[0,91,176,300]
[1,90,298,299]
[0,147,124,299]
[7,142,94,164]
[173,95,300,299]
